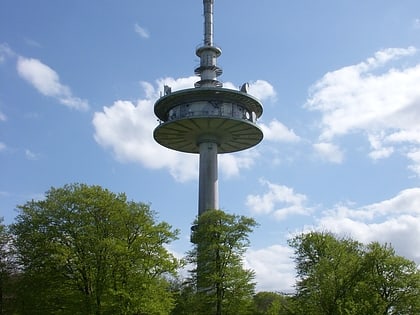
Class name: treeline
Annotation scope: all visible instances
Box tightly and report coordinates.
[0,184,419,314]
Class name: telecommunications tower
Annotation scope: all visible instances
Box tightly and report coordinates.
[153,0,263,217]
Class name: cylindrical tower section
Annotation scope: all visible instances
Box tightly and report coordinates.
[198,141,219,215]
[204,0,214,46]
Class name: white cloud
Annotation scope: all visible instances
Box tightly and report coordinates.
[93,98,199,182]
[93,76,198,182]
[246,187,420,292]
[246,179,310,220]
[0,142,6,151]
[134,23,150,39]
[366,188,420,216]
[25,149,40,160]
[305,47,420,173]
[313,142,344,163]
[315,188,420,262]
[93,76,276,182]
[317,215,420,263]
[324,188,420,221]
[0,43,14,63]
[219,149,259,179]
[16,57,89,111]
[260,119,300,143]
[0,111,6,121]
[406,149,420,175]
[368,132,394,160]
[247,80,276,102]
[245,245,295,293]
[386,128,420,144]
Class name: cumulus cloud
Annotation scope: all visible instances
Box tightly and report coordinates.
[246,186,420,292]
[16,57,89,111]
[314,187,420,262]
[318,215,420,263]
[134,23,150,39]
[260,119,300,143]
[246,179,311,220]
[368,132,394,160]
[305,47,420,173]
[313,142,344,163]
[93,77,275,181]
[247,79,277,102]
[250,187,420,292]
[219,150,259,179]
[245,245,295,293]
[93,98,198,182]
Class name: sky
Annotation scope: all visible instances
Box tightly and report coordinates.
[1,0,420,293]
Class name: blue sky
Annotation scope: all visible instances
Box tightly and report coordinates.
[1,0,420,292]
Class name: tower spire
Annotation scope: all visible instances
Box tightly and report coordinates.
[195,0,223,88]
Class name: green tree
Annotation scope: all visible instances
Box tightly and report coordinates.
[289,231,420,315]
[362,242,420,314]
[169,278,197,315]
[0,217,15,314]
[187,210,257,315]
[11,183,180,315]
[289,232,364,315]
[252,291,284,315]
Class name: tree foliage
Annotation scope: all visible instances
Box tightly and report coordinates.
[289,231,420,315]
[10,183,180,315]
[0,217,15,314]
[186,210,257,315]
[252,291,288,315]
[3,184,419,314]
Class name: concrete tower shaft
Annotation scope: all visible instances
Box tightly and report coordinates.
[199,141,218,215]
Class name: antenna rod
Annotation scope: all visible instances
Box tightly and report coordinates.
[203,0,214,46]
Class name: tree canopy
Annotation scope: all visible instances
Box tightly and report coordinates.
[1,184,419,315]
[0,217,14,314]
[288,231,420,315]
[10,183,180,315]
[184,209,257,315]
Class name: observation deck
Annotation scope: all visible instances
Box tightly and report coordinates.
[153,87,263,154]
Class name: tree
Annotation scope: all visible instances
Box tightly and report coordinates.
[252,291,285,315]
[168,278,198,315]
[363,242,420,314]
[289,231,420,315]
[187,210,257,315]
[11,183,180,315]
[0,217,15,314]
[289,232,364,315]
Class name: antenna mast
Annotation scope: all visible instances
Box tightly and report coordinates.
[204,0,214,46]
[195,0,223,88]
